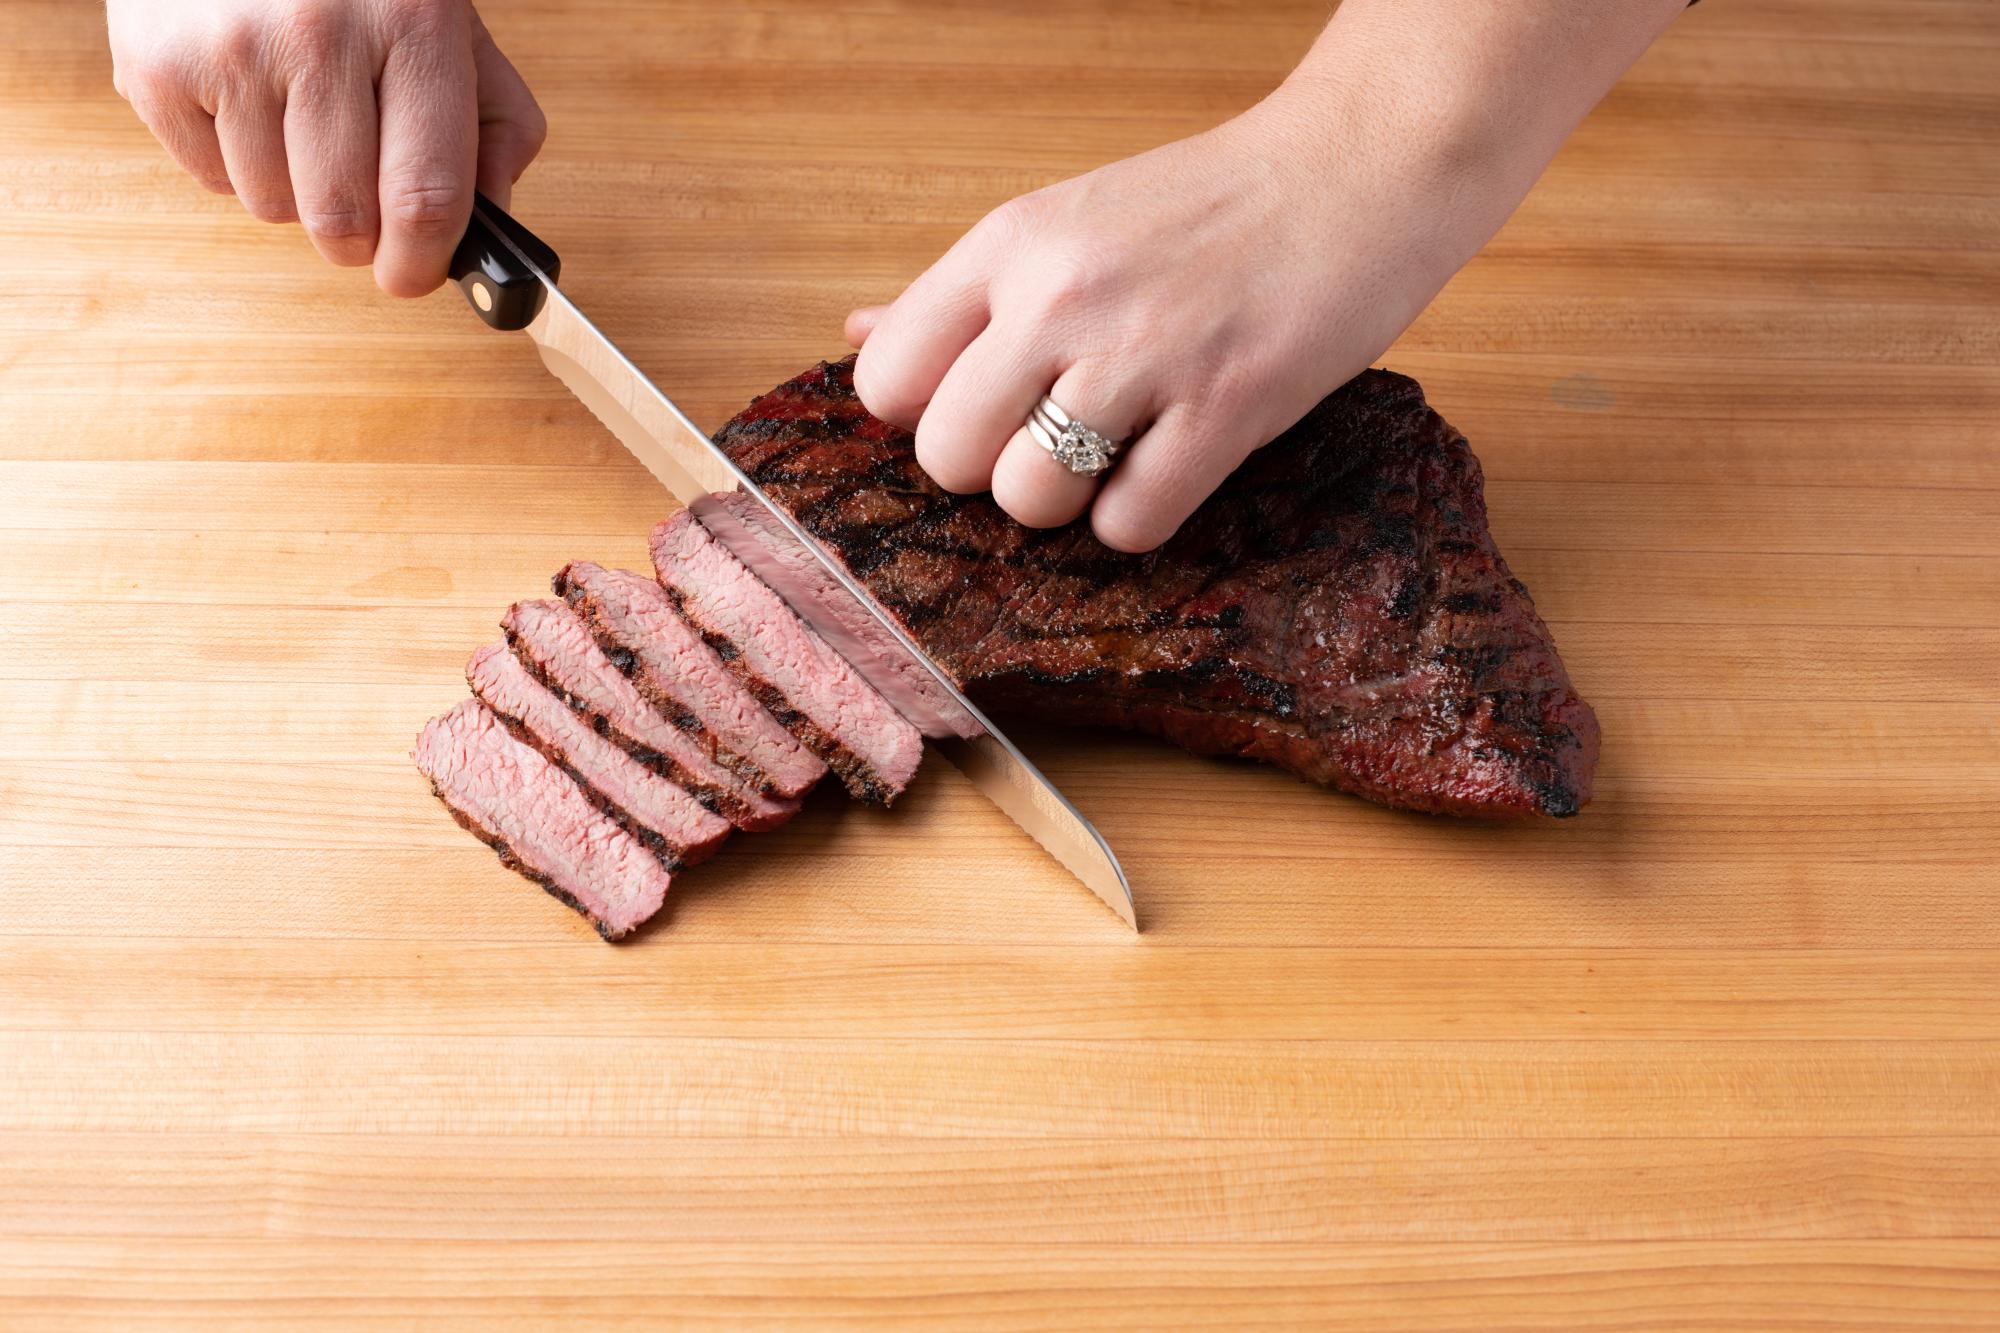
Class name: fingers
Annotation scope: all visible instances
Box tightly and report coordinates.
[844,305,887,348]
[109,5,231,196]
[214,89,296,222]
[109,1,527,293]
[373,8,479,297]
[852,214,1013,430]
[1089,404,1261,553]
[990,364,1154,529]
[285,62,378,266]
[469,10,546,208]
[912,324,1059,496]
[128,86,230,195]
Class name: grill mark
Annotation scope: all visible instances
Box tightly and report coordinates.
[655,557,904,807]
[481,705,690,871]
[714,355,1598,818]
[502,626,770,826]
[559,579,785,796]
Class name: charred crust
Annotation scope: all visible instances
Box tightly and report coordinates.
[1442,591,1500,615]
[734,670,895,807]
[501,636,761,824]
[715,354,1598,820]
[1432,642,1511,674]
[1015,665,1111,689]
[563,587,781,797]
[1534,780,1582,819]
[478,705,691,872]
[1233,668,1298,719]
[425,779,636,941]
[671,598,901,807]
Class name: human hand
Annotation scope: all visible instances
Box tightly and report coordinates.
[847,101,1462,553]
[106,0,545,296]
[847,0,1685,552]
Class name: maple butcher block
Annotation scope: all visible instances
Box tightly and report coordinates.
[2,0,1998,1326]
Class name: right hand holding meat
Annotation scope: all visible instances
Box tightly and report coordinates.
[105,0,545,296]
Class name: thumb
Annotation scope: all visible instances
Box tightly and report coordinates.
[469,10,546,206]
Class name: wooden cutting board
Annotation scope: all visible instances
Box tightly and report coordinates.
[4,0,1998,1325]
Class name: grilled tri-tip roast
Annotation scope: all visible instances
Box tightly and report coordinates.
[713,356,1599,818]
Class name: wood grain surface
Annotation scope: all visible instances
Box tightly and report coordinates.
[4,0,1998,1327]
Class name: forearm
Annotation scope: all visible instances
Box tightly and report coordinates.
[1261,0,1687,270]
[851,0,1690,550]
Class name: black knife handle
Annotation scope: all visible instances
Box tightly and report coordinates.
[448,192,561,331]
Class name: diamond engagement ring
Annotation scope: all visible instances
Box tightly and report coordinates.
[1027,396,1123,478]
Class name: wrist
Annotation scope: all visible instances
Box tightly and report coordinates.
[1231,63,1533,285]
[1262,42,1550,195]
[1264,0,1686,195]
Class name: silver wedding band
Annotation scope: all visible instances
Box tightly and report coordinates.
[1026,395,1123,478]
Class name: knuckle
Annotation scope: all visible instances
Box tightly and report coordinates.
[381,177,468,236]
[913,432,985,495]
[214,17,265,70]
[116,55,183,111]
[117,70,156,114]
[996,480,1082,531]
[520,105,551,150]
[484,114,547,167]
[510,93,551,144]
[1091,507,1164,554]
[852,350,922,426]
[243,193,299,223]
[301,200,376,240]
[963,196,1043,265]
[272,0,345,64]
[1023,246,1107,322]
[380,0,464,41]
[981,193,1045,245]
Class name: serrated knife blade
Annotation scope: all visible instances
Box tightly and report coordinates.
[447,194,1135,929]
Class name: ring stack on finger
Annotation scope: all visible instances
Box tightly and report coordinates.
[1027,396,1123,478]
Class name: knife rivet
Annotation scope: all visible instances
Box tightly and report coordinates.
[469,279,494,313]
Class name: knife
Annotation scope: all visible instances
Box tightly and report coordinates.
[446,193,1136,929]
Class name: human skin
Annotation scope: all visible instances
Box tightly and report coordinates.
[104,0,545,296]
[105,0,1686,548]
[847,0,1690,551]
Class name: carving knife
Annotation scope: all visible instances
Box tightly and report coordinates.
[446,194,1135,929]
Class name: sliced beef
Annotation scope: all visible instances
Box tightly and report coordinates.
[502,598,802,832]
[413,699,672,940]
[466,642,731,869]
[712,356,1600,819]
[651,509,925,805]
[690,489,981,739]
[552,561,825,800]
